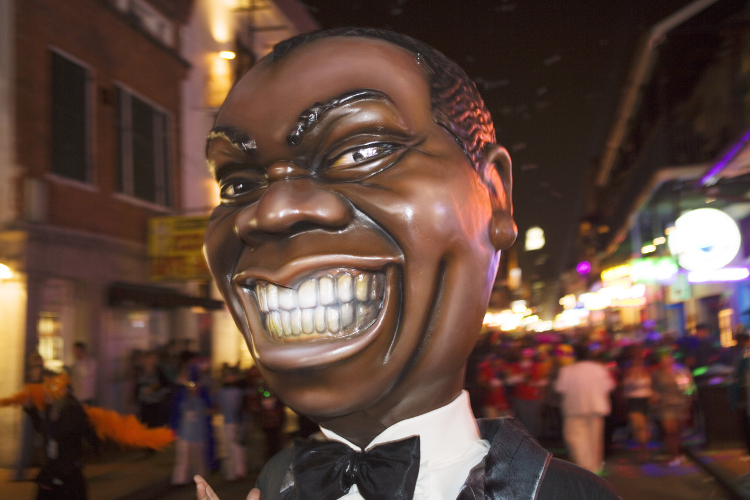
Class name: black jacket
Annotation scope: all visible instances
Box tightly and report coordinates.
[257,416,620,500]
[26,396,99,483]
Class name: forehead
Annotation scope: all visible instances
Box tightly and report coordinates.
[216,37,433,136]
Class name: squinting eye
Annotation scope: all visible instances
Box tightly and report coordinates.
[219,176,266,201]
[329,144,399,169]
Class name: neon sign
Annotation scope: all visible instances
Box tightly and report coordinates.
[630,256,678,283]
[687,268,750,283]
[601,264,631,282]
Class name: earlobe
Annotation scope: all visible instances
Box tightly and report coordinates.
[482,144,517,250]
[490,210,518,250]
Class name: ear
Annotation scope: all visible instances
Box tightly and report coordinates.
[481,144,517,251]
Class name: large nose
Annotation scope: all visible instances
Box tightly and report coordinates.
[235,176,353,243]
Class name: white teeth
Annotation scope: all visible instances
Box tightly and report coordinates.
[291,309,302,336]
[327,307,340,333]
[298,279,317,309]
[337,275,353,302]
[279,287,298,310]
[341,302,354,327]
[319,277,335,306]
[355,274,370,302]
[266,285,279,310]
[302,308,314,334]
[270,311,282,338]
[281,310,292,336]
[314,306,327,333]
[253,271,385,340]
[257,285,269,313]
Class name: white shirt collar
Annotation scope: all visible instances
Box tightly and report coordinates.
[320,391,488,499]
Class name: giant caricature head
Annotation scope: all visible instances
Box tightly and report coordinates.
[204,28,516,439]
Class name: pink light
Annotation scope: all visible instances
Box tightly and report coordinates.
[576,261,591,275]
[687,268,750,283]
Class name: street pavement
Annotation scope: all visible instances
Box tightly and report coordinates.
[2,438,749,499]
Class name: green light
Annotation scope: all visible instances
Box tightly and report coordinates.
[693,366,708,377]
[263,391,270,398]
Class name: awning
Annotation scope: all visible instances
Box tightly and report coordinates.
[108,282,224,310]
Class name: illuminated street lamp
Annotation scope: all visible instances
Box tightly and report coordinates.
[0,263,12,280]
[525,226,545,251]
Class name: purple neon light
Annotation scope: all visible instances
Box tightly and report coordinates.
[701,128,750,185]
[576,261,591,274]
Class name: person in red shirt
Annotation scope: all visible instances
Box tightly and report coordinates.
[508,348,548,437]
[477,354,512,418]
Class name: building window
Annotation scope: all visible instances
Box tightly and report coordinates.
[51,52,89,182]
[37,312,64,372]
[719,308,735,347]
[118,89,170,206]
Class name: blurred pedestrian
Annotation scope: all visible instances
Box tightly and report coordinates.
[555,343,616,473]
[217,365,248,481]
[136,350,170,428]
[25,372,99,500]
[652,351,695,467]
[542,344,574,440]
[170,364,212,485]
[508,347,545,437]
[733,333,750,455]
[477,353,512,418]
[248,367,285,461]
[69,342,97,406]
[13,353,49,481]
[621,348,652,462]
[681,324,718,369]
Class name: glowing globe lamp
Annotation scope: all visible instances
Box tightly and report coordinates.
[667,208,741,271]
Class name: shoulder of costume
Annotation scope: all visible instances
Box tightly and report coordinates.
[257,446,294,500]
[538,458,622,500]
[475,417,551,499]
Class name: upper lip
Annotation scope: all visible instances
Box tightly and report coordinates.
[232,254,400,289]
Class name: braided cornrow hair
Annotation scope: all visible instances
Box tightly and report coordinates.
[266,27,496,175]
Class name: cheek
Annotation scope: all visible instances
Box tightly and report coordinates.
[401,174,492,250]
[204,209,241,276]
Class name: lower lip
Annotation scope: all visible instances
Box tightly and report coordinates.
[237,265,399,371]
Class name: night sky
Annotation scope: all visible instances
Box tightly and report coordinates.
[299,0,696,279]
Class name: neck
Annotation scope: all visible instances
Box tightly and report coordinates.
[315,378,465,449]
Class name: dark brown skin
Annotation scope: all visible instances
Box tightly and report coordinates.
[203,37,515,448]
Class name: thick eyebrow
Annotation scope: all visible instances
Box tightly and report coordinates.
[286,89,392,147]
[205,125,257,158]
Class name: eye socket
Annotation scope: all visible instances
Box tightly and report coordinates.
[218,171,267,203]
[322,142,406,181]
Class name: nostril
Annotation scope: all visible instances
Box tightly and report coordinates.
[286,219,347,234]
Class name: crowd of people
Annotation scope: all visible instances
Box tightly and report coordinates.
[466,324,748,473]
[15,324,750,497]
[14,340,305,498]
[122,340,303,486]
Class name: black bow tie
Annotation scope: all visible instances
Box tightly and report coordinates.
[292,435,421,500]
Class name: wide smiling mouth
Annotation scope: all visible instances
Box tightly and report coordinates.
[243,270,385,342]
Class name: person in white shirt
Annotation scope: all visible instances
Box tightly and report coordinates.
[197,27,620,500]
[70,342,97,406]
[555,344,616,473]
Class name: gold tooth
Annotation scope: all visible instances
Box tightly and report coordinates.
[355,274,370,302]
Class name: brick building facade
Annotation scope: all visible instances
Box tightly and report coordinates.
[0,0,318,466]
[0,0,194,465]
